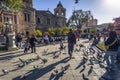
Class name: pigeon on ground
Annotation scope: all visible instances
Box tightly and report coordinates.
[88,58,94,65]
[33,65,39,69]
[2,69,8,74]
[82,73,89,80]
[19,58,26,65]
[42,58,48,64]
[80,65,86,73]
[36,54,47,64]
[79,44,85,48]
[88,66,93,76]
[18,64,24,68]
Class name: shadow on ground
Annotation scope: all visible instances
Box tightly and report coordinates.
[12,57,70,80]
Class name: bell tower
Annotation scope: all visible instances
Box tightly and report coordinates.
[22,0,33,8]
[54,1,66,17]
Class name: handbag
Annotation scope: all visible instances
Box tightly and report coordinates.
[104,38,117,50]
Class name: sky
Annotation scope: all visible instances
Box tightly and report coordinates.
[34,0,120,25]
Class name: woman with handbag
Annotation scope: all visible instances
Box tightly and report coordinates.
[104,31,119,71]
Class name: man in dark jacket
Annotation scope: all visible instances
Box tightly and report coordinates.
[29,35,37,53]
[104,31,119,70]
[67,29,76,58]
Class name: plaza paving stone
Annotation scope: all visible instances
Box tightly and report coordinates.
[0,39,120,80]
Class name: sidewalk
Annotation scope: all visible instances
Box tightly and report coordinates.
[0,39,119,80]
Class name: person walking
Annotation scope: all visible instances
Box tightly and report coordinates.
[29,35,37,53]
[104,31,119,70]
[67,29,76,59]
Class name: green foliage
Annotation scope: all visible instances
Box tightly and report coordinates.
[0,0,24,13]
[48,27,55,36]
[62,27,69,35]
[89,28,98,33]
[47,27,69,36]
[34,30,42,37]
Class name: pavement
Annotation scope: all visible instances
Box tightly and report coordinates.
[0,39,120,80]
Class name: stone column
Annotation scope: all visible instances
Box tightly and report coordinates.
[8,32,17,50]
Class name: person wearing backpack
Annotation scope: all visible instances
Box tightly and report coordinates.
[104,31,119,70]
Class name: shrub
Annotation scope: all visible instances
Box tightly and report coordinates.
[34,30,42,37]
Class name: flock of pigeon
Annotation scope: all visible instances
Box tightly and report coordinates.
[1,41,113,80]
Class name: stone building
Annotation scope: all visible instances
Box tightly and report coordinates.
[36,1,66,31]
[0,0,66,34]
[0,8,18,34]
[18,0,36,34]
[87,19,98,27]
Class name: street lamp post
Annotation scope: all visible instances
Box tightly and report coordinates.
[4,19,17,50]
[5,21,9,50]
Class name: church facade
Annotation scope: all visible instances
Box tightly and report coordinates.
[36,1,66,31]
[0,0,66,34]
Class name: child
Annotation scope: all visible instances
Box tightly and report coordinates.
[24,40,29,53]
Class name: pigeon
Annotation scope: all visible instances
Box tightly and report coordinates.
[79,44,85,48]
[82,73,89,80]
[89,47,95,54]
[43,48,49,55]
[29,59,34,62]
[2,69,8,74]
[80,65,86,73]
[36,54,47,64]
[18,64,24,67]
[105,67,115,72]
[53,55,59,59]
[49,72,55,80]
[36,55,40,60]
[83,56,88,62]
[33,65,39,69]
[42,58,48,64]
[83,52,87,57]
[88,66,93,76]
[51,69,58,76]
[61,66,65,71]
[88,58,94,65]
[97,53,102,59]
[19,58,26,65]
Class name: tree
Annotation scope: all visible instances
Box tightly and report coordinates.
[0,0,24,13]
[67,9,93,29]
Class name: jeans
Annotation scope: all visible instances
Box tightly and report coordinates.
[104,51,117,68]
[68,43,74,56]
[117,46,120,60]
[31,45,36,53]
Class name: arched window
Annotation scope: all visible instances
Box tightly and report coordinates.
[37,18,40,23]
